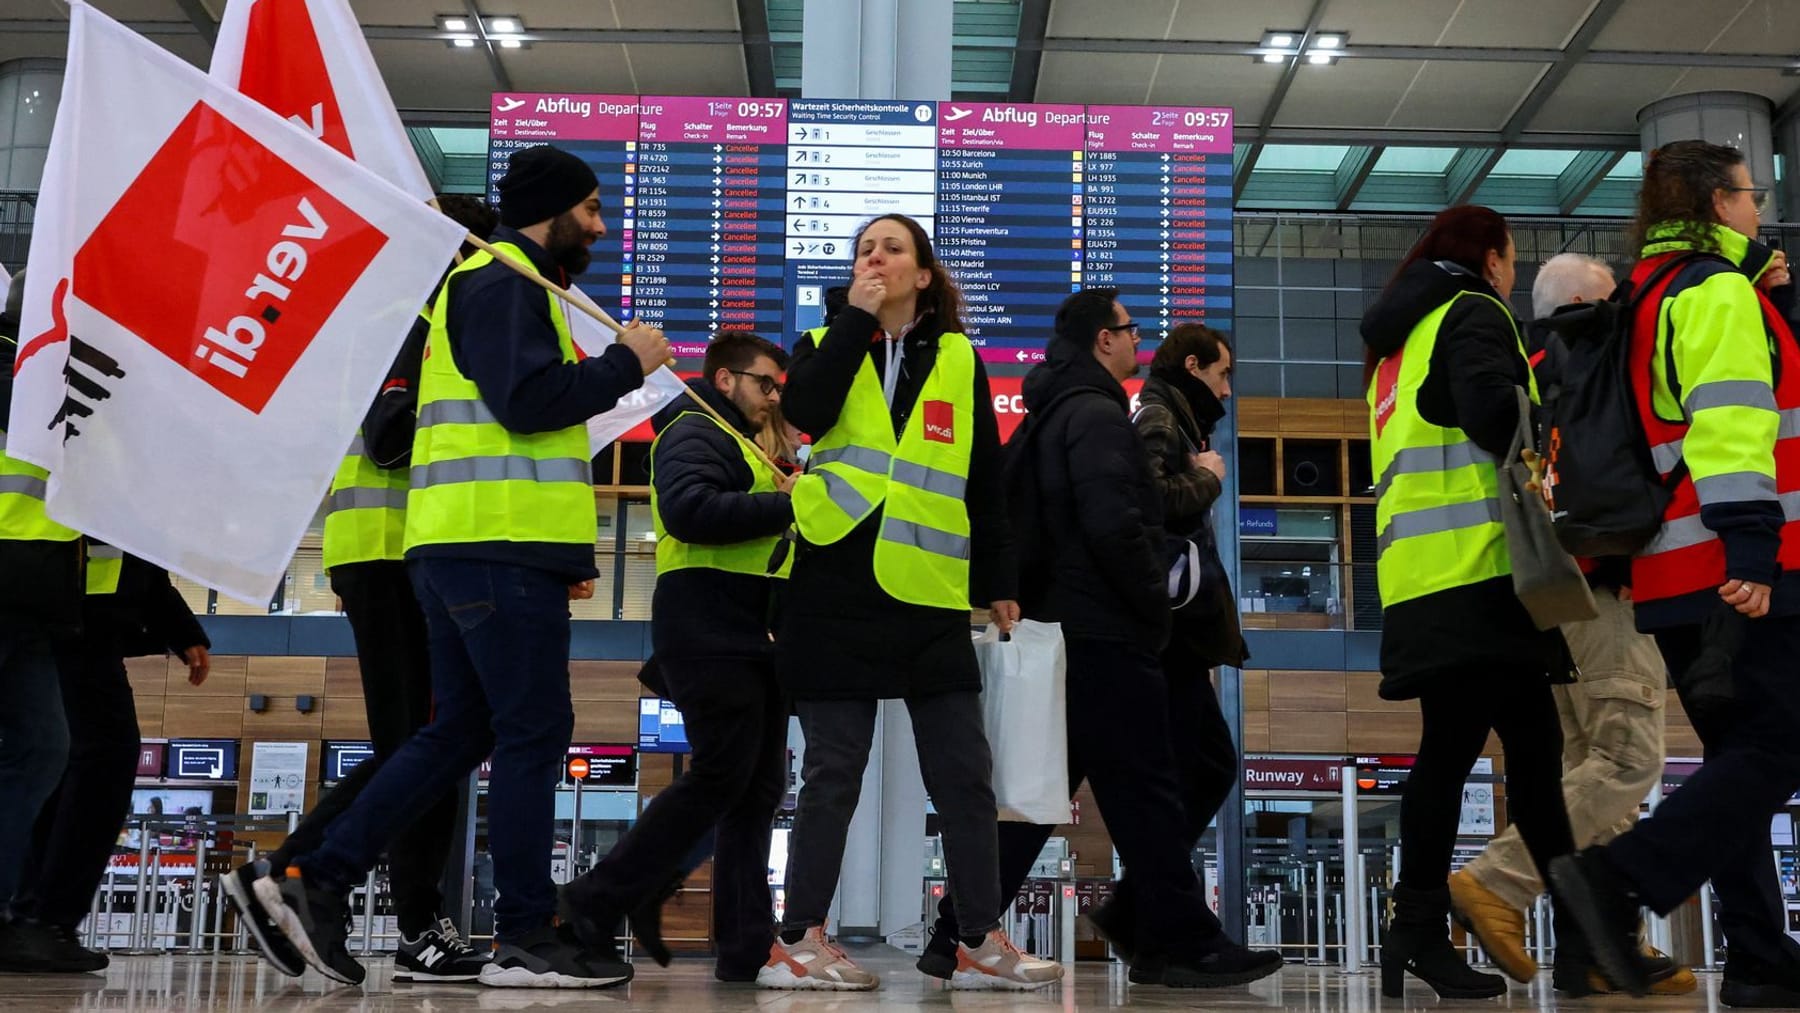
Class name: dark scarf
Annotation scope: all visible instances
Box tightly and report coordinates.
[1149,364,1225,438]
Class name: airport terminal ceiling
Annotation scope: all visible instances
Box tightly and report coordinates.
[4,0,1800,214]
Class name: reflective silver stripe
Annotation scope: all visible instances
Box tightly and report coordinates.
[1685,379,1777,415]
[1650,407,1800,475]
[819,471,875,518]
[1375,498,1502,556]
[1694,470,1777,506]
[328,487,411,513]
[810,445,892,474]
[880,517,970,560]
[891,459,967,499]
[416,398,498,428]
[1643,489,1800,555]
[88,544,123,560]
[1373,441,1494,501]
[346,435,365,457]
[1651,439,1683,474]
[411,455,590,487]
[0,474,48,499]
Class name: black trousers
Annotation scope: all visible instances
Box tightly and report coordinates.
[1099,641,1239,942]
[269,560,451,935]
[12,639,139,928]
[1607,616,1800,969]
[935,638,1223,959]
[576,656,787,970]
[1398,668,1574,893]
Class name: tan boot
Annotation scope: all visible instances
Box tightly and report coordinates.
[1447,870,1537,983]
[1585,943,1697,995]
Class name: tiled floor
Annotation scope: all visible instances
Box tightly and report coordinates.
[0,949,1760,1011]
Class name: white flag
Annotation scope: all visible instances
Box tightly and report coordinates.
[210,0,431,200]
[558,287,686,452]
[10,2,467,603]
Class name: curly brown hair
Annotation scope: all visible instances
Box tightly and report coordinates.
[1628,140,1744,254]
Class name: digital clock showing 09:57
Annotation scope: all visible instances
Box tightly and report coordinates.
[1150,109,1233,129]
[708,99,784,118]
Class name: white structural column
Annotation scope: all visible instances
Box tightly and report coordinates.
[795,0,951,939]
[1639,91,1776,225]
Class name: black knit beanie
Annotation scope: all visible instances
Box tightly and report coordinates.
[497,145,599,228]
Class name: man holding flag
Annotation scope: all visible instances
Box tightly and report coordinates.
[248,145,671,989]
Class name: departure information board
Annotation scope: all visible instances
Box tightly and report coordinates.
[489,95,1232,371]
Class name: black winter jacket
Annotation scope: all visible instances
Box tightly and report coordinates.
[1135,371,1248,667]
[1018,343,1170,651]
[85,552,211,659]
[0,313,83,639]
[776,307,1016,700]
[1361,260,1571,698]
[649,380,794,661]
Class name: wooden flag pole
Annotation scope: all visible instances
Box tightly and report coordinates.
[461,232,787,475]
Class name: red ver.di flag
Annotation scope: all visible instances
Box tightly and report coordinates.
[10,2,466,604]
[209,0,432,200]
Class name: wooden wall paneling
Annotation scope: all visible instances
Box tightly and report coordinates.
[320,698,372,740]
[1346,711,1422,753]
[243,657,328,739]
[1266,671,1347,712]
[1236,398,1281,434]
[1268,711,1348,753]
[572,701,640,743]
[323,657,365,699]
[1241,670,1270,713]
[127,656,168,737]
[1273,437,1286,497]
[1664,692,1702,757]
[569,661,647,701]
[1242,711,1270,752]
[160,693,246,738]
[1280,399,1351,437]
[1344,673,1409,713]
[183,655,248,696]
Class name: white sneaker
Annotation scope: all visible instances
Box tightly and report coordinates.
[950,929,1064,990]
[755,927,880,991]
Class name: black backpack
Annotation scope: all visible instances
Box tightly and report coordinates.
[1001,389,1080,598]
[1539,252,1718,556]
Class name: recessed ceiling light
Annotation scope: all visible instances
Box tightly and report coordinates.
[1261,53,1285,63]
[442,17,467,30]
[488,17,519,33]
[499,38,522,48]
[1268,33,1294,48]
[1308,53,1333,64]
[451,37,476,48]
[1313,34,1344,49]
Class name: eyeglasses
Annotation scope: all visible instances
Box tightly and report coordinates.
[1726,186,1771,213]
[730,370,784,396]
[1101,322,1141,340]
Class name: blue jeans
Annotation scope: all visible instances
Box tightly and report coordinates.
[0,631,70,912]
[302,559,575,941]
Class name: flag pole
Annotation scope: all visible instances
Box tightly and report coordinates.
[461,232,788,475]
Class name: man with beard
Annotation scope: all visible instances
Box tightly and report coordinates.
[250,145,670,990]
[562,330,793,982]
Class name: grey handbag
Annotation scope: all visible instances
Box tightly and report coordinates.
[1501,385,1597,630]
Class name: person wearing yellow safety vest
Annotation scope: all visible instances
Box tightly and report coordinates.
[1360,206,1579,1000]
[8,541,207,974]
[762,213,1059,992]
[229,195,500,987]
[1551,142,1800,1008]
[563,331,794,982]
[0,273,78,971]
[248,145,669,991]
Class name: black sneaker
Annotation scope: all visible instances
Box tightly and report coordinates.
[0,918,57,973]
[1129,942,1284,988]
[258,867,365,986]
[1548,849,1652,998]
[395,916,490,983]
[2,921,106,973]
[915,925,959,980]
[1721,955,1800,1008]
[478,922,633,989]
[221,860,306,977]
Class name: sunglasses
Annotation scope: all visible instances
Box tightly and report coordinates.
[1726,186,1771,214]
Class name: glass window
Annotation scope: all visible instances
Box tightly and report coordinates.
[1372,147,1460,174]
[1488,149,1582,178]
[1256,145,1352,172]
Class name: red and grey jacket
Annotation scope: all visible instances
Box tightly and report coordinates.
[1629,223,1800,628]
